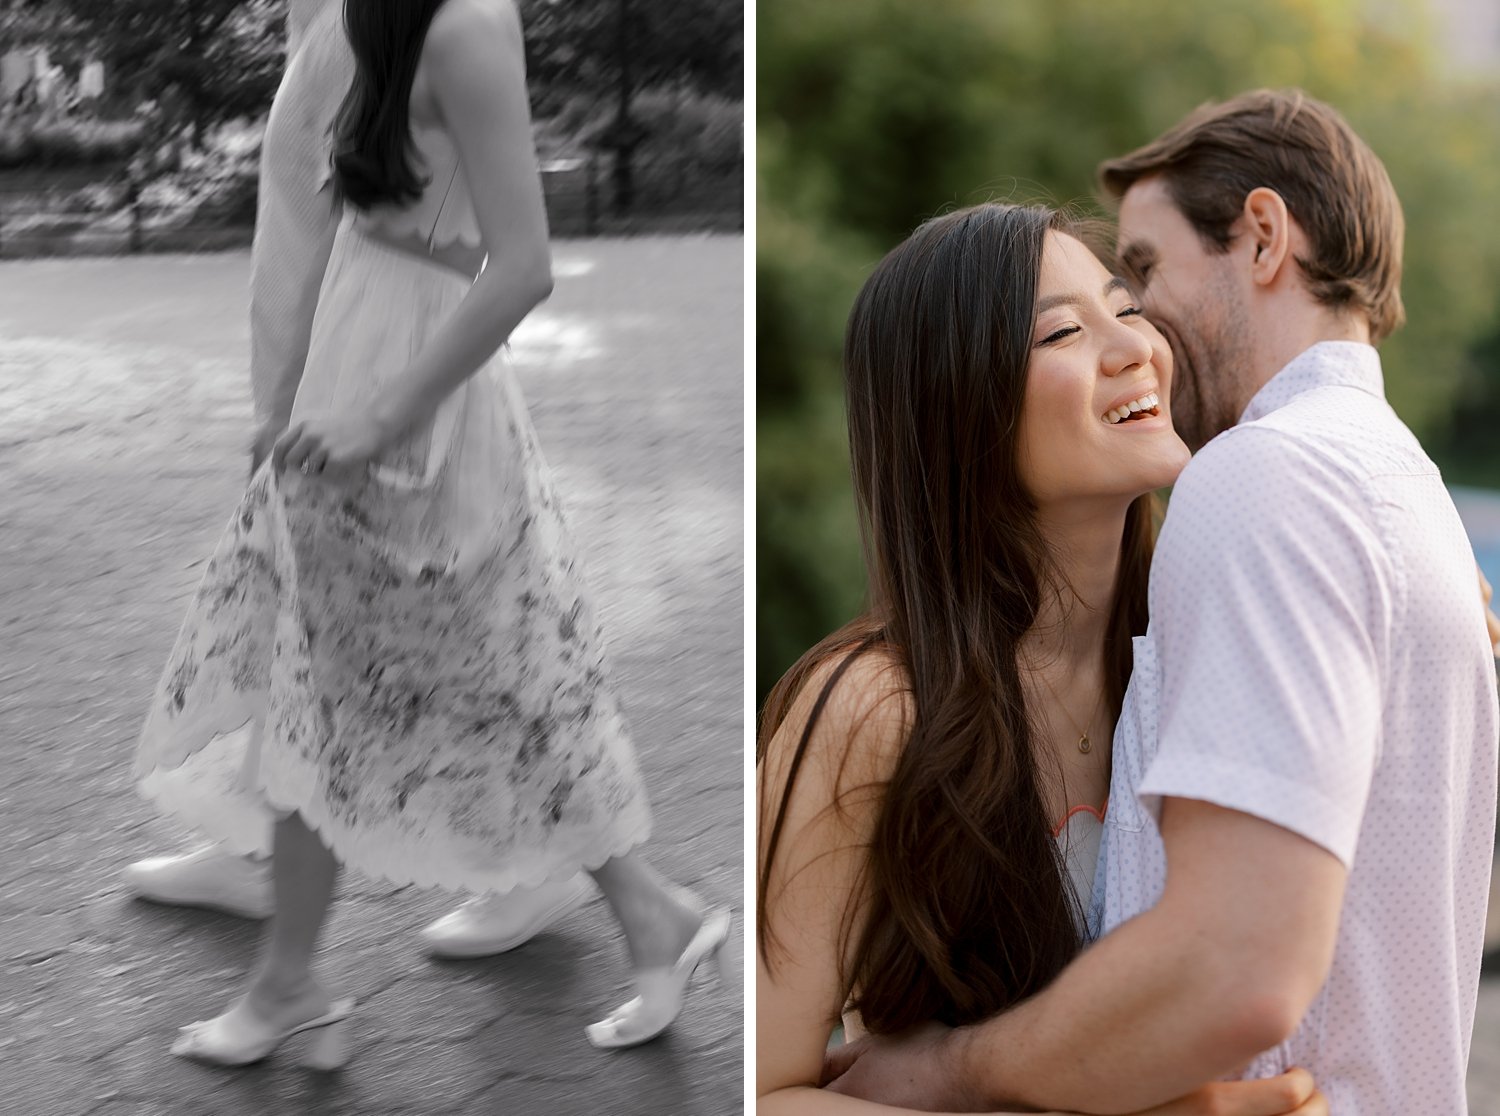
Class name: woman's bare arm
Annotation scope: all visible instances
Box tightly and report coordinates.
[273,0,553,476]
[759,659,1324,1116]
[368,0,553,440]
[757,654,985,1115]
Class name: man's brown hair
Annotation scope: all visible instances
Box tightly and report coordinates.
[1100,88,1405,342]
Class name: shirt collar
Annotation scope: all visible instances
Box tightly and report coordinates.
[1237,341,1385,426]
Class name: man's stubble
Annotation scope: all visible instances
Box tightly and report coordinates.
[1165,267,1254,454]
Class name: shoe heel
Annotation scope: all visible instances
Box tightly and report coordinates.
[701,909,733,987]
[299,1020,349,1071]
[705,936,728,986]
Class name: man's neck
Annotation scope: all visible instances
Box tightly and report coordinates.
[1237,304,1373,419]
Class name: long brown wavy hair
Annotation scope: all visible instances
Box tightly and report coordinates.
[757,203,1156,1033]
[331,0,450,209]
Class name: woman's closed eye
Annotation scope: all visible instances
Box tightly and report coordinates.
[1037,324,1081,346]
[1038,305,1142,346]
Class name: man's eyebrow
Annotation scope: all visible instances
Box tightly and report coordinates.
[1118,241,1157,280]
[1037,276,1133,314]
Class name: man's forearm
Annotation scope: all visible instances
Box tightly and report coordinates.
[248,205,339,430]
[952,906,1290,1113]
[249,319,314,432]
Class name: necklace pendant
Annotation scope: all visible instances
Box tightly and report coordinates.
[1078,732,1091,754]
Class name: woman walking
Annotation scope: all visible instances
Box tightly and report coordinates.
[135,0,727,1066]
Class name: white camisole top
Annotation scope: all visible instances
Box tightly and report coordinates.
[348,121,485,274]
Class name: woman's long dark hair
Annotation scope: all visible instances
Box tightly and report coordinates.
[757,203,1155,1033]
[331,0,449,209]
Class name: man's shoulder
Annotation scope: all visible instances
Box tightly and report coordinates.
[1157,417,1386,570]
[1173,421,1337,510]
[1175,389,1424,514]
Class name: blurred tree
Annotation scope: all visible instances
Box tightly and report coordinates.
[0,0,83,46]
[758,0,1500,701]
[1434,320,1500,490]
[520,0,742,211]
[521,0,742,108]
[56,0,285,140]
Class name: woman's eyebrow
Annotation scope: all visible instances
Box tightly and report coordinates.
[1037,276,1133,314]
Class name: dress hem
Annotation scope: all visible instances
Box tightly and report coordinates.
[135,752,653,896]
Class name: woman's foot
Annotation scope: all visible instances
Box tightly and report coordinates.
[244,972,336,1033]
[171,975,352,1068]
[421,875,594,959]
[620,884,709,970]
[123,844,274,920]
[587,903,732,1050]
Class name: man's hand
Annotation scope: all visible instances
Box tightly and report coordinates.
[822,1026,1326,1116]
[822,1022,984,1112]
[1131,1071,1326,1116]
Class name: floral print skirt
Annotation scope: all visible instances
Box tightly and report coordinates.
[135,220,653,893]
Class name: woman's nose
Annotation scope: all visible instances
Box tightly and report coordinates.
[1100,317,1154,378]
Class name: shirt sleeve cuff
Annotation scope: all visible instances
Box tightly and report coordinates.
[1137,754,1364,869]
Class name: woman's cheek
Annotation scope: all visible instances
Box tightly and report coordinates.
[1018,374,1081,500]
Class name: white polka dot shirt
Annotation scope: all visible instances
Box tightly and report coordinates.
[247,2,352,429]
[1092,341,1500,1113]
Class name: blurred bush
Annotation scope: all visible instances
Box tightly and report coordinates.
[551,87,742,179]
[757,0,1500,701]
[633,89,742,177]
[136,131,261,227]
[0,118,145,169]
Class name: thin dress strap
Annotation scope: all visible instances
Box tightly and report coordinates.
[426,159,461,256]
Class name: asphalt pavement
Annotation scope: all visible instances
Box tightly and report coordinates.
[0,237,744,1116]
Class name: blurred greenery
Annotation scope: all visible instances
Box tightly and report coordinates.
[757,0,1500,702]
[51,0,285,136]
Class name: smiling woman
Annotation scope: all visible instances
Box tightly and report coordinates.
[1018,234,1187,509]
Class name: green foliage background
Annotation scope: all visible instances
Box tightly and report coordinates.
[757,0,1500,702]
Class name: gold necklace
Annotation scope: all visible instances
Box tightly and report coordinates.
[1037,671,1105,754]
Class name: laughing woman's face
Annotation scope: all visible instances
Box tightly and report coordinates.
[1016,231,1191,512]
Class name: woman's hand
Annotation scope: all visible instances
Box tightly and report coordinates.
[271,408,394,482]
[1122,1069,1325,1116]
[249,418,284,479]
[1480,565,1500,657]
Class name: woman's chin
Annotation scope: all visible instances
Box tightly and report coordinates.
[1121,439,1192,496]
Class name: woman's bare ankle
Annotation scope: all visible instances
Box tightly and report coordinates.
[248,966,323,1005]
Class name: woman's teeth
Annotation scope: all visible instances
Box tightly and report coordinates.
[1105,392,1160,424]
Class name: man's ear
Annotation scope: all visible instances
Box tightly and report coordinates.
[1241,187,1292,289]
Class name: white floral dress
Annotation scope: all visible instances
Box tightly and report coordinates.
[134,211,653,894]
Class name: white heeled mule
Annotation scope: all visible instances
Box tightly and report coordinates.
[585,908,732,1050]
[170,996,356,1069]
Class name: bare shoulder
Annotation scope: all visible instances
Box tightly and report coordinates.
[760,645,913,811]
[425,0,523,67]
[416,0,528,128]
[758,646,911,938]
